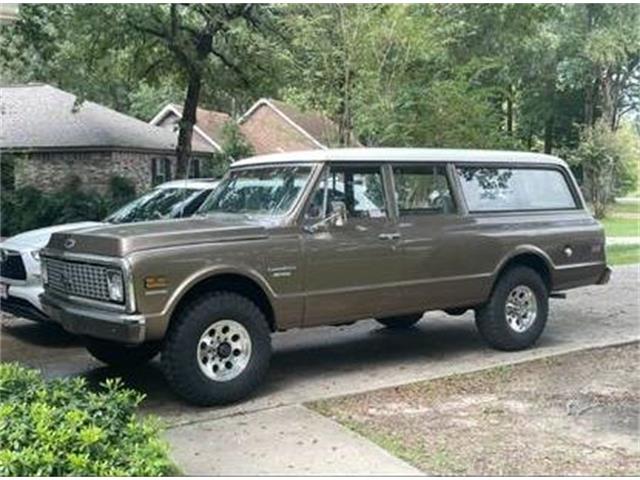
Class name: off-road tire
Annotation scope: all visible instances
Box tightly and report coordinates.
[85,338,161,368]
[475,266,548,351]
[161,291,271,406]
[376,313,423,329]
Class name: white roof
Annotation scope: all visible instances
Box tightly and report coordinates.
[231,148,567,168]
[156,178,220,190]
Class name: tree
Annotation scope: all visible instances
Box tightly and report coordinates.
[91,4,272,178]
[0,5,184,117]
[1,4,277,179]
[570,120,639,218]
[207,122,254,177]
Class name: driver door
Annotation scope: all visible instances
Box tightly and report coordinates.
[301,163,402,326]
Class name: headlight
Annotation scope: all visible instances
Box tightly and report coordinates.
[30,250,41,262]
[106,269,124,303]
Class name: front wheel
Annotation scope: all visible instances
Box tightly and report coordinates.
[376,313,423,329]
[85,338,161,368]
[475,266,548,351]
[162,292,271,406]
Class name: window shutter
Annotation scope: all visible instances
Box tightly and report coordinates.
[151,158,158,185]
[164,158,172,181]
[191,158,201,178]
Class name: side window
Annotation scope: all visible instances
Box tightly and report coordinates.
[457,166,577,212]
[306,165,387,221]
[393,164,455,215]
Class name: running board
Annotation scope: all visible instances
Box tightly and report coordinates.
[550,292,567,299]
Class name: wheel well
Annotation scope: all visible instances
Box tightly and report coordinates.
[497,253,552,291]
[172,273,275,331]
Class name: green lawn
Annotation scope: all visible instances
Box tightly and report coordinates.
[601,217,640,237]
[597,200,640,238]
[606,244,640,265]
[608,202,640,215]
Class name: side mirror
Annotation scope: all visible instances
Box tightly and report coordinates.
[330,201,347,227]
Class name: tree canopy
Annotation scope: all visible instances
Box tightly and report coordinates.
[2,3,638,208]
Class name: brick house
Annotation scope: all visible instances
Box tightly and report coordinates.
[149,103,232,160]
[238,98,360,155]
[0,84,213,194]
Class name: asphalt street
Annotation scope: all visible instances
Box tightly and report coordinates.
[1,264,638,474]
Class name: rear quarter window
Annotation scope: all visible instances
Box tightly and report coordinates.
[456,166,577,212]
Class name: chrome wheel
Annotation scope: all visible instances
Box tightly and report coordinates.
[505,285,538,333]
[197,319,252,382]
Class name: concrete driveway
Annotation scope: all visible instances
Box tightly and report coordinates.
[1,264,638,474]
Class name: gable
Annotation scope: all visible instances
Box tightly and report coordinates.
[239,104,321,155]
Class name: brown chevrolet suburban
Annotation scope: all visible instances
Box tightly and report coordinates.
[40,148,611,405]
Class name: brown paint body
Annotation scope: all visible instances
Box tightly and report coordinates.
[40,150,609,343]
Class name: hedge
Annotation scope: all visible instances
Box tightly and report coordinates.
[0,363,177,476]
[0,175,136,238]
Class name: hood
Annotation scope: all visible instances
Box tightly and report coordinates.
[1,222,105,251]
[45,215,270,257]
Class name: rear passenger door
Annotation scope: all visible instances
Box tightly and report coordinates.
[389,163,486,313]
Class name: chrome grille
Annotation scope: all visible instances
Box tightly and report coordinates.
[44,257,118,303]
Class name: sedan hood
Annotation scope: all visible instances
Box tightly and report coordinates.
[45,215,271,257]
[1,222,104,251]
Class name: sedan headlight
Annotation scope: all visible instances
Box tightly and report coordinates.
[106,269,124,303]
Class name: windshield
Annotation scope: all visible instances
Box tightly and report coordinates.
[105,187,209,224]
[198,166,312,216]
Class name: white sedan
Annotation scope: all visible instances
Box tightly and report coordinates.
[0,179,219,322]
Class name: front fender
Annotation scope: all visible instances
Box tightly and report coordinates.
[162,264,276,320]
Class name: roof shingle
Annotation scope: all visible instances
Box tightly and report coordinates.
[0,84,212,153]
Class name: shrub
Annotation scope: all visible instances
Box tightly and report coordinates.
[207,122,255,177]
[108,175,137,207]
[0,175,137,238]
[0,363,177,476]
[570,121,640,218]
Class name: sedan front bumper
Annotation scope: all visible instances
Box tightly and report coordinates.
[41,293,146,344]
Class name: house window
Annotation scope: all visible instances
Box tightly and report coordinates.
[189,158,201,178]
[151,157,172,186]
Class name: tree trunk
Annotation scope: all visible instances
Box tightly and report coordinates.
[175,73,201,179]
[174,32,212,179]
[506,84,514,135]
[543,115,554,154]
[584,78,597,127]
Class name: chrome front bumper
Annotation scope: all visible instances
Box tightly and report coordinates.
[41,293,146,344]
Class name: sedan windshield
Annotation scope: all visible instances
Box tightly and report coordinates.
[198,166,312,216]
[105,188,209,224]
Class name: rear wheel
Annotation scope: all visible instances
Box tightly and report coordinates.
[162,291,271,406]
[85,338,161,368]
[475,266,548,351]
[376,313,423,329]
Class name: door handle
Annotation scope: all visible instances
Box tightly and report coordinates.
[378,232,401,241]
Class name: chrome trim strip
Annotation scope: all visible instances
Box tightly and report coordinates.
[305,272,492,297]
[555,261,606,270]
[46,290,126,312]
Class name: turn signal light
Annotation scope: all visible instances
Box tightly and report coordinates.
[144,276,168,289]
